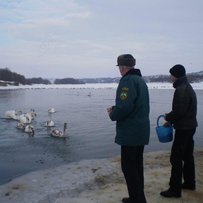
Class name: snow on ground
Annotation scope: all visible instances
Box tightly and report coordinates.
[0,148,202,203]
[0,83,118,90]
[1,82,203,90]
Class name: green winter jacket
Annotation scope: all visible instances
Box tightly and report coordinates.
[110,69,150,146]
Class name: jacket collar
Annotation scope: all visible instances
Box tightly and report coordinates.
[173,76,188,88]
[122,69,142,80]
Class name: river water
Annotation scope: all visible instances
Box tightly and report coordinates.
[0,85,202,185]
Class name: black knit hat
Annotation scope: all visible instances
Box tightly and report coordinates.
[169,64,186,78]
[116,54,136,67]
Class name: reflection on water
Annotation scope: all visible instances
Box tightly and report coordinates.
[0,88,202,184]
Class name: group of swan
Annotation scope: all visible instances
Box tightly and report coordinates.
[5,110,22,120]
[46,108,68,138]
[5,109,36,121]
[16,123,35,135]
[5,109,36,136]
[45,108,55,127]
[5,108,67,138]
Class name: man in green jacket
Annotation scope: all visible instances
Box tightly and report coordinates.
[160,64,198,198]
[107,54,150,203]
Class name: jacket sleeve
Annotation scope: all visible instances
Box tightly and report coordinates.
[165,87,190,122]
[110,79,137,121]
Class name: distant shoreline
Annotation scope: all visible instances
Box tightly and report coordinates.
[0,82,203,90]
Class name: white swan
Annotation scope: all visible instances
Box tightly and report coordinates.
[5,110,21,120]
[16,122,26,130]
[24,124,35,136]
[19,113,32,124]
[50,123,67,138]
[48,108,56,113]
[45,120,55,127]
[29,109,37,119]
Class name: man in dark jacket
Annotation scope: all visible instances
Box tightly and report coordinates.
[160,64,198,198]
[107,54,150,203]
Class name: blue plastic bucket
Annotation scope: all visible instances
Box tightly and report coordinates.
[155,115,173,143]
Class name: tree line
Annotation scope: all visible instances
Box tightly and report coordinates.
[0,68,82,85]
[1,67,203,86]
[0,68,50,85]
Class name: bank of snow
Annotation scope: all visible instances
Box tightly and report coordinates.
[1,82,203,90]
[0,148,202,203]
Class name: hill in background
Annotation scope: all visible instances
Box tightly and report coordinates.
[79,71,203,84]
[0,67,203,86]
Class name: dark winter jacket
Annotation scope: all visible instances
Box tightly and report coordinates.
[109,69,150,146]
[165,76,198,129]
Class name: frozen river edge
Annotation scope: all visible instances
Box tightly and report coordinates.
[0,148,202,203]
[1,82,203,90]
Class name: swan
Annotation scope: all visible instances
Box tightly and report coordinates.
[24,124,35,136]
[19,113,32,124]
[29,109,37,119]
[16,122,26,130]
[48,108,56,113]
[50,123,67,138]
[5,110,21,120]
[45,120,55,127]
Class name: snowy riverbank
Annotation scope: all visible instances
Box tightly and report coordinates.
[1,82,203,90]
[0,148,202,203]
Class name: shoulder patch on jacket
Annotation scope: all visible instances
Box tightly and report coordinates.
[122,87,129,91]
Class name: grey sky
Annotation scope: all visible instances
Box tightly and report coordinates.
[0,0,203,78]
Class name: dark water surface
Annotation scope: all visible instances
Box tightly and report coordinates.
[0,87,202,185]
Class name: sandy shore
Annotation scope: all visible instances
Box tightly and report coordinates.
[0,148,202,203]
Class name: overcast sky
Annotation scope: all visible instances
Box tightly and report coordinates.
[0,0,203,78]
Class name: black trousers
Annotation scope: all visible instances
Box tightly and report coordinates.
[121,146,147,203]
[169,129,196,193]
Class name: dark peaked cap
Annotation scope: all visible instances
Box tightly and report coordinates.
[117,54,136,67]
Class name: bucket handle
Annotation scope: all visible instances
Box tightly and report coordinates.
[157,115,172,127]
